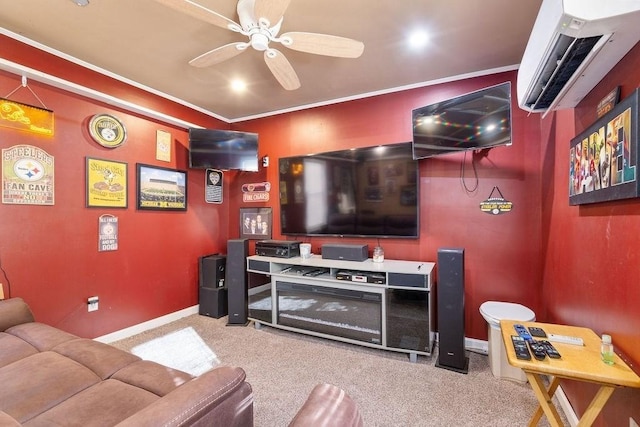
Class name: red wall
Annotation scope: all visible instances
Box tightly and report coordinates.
[231,71,544,341]
[541,42,640,425]
[0,37,235,337]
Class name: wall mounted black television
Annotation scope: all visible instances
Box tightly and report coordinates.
[279,142,419,239]
[412,81,512,159]
[188,128,259,171]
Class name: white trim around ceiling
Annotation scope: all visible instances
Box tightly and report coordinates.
[0,27,519,125]
[0,56,202,130]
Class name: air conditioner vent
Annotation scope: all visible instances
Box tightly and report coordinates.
[526,35,602,110]
[517,0,640,114]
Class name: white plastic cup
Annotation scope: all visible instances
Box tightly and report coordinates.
[300,243,312,258]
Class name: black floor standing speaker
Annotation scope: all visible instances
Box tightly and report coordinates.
[435,247,469,373]
[198,255,227,318]
[226,239,249,326]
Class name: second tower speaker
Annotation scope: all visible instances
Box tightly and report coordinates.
[435,247,468,373]
[226,239,249,326]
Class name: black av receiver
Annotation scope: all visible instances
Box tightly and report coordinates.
[255,240,301,258]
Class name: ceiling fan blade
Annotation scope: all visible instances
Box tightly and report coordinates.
[264,49,300,90]
[189,43,248,67]
[253,0,291,27]
[280,32,365,58]
[154,0,240,31]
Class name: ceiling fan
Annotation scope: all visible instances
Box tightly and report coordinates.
[155,0,365,90]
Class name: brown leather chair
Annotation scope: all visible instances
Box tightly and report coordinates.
[289,383,364,427]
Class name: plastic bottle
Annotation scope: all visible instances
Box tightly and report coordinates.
[372,246,384,263]
[601,334,615,365]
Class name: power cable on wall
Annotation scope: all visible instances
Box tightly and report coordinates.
[459,150,479,194]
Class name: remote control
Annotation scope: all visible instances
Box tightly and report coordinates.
[548,334,584,346]
[511,335,531,360]
[528,340,547,360]
[539,340,561,359]
[528,326,547,338]
[514,324,533,341]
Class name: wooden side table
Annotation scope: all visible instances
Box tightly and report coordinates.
[500,320,640,426]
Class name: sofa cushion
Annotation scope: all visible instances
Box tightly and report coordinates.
[0,297,35,332]
[6,322,78,351]
[0,351,100,423]
[116,366,253,427]
[0,332,38,368]
[23,379,159,427]
[52,338,141,380]
[111,360,194,397]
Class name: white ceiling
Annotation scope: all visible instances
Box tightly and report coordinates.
[0,0,543,122]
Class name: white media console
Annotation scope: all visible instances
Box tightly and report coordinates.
[246,254,436,362]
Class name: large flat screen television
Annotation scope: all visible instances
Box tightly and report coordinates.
[412,82,512,159]
[189,128,259,171]
[279,142,419,239]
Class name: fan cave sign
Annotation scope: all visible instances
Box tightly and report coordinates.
[242,182,270,202]
[480,186,513,215]
[2,144,55,205]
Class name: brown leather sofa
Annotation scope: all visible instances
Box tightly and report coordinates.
[0,297,363,426]
[0,298,253,426]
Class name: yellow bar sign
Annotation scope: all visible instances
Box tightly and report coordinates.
[0,97,54,136]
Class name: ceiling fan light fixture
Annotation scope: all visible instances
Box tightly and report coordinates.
[251,33,270,51]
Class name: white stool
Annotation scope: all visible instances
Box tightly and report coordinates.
[479,301,535,382]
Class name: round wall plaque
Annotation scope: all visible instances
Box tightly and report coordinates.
[89,114,127,148]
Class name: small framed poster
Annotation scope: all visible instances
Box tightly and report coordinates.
[136,163,187,211]
[86,157,128,208]
[240,207,272,239]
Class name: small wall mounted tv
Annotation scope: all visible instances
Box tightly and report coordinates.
[279,142,419,239]
[188,128,259,171]
[412,82,512,159]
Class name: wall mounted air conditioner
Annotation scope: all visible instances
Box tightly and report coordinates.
[517,0,640,115]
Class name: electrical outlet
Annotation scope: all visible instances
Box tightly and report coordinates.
[630,417,639,427]
[87,296,99,312]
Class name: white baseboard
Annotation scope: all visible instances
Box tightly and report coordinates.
[465,337,489,354]
[94,305,199,344]
[556,385,579,426]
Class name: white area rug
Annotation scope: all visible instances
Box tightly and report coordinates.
[130,326,220,376]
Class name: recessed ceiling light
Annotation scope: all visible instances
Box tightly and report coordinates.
[231,79,247,93]
[408,30,429,49]
[71,0,90,6]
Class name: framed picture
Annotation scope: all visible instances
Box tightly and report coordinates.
[86,157,128,208]
[240,207,272,239]
[569,88,639,205]
[136,163,187,211]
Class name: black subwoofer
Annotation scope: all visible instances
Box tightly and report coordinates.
[226,239,249,326]
[199,287,227,318]
[435,247,468,373]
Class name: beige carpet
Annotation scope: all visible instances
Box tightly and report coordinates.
[111,314,568,426]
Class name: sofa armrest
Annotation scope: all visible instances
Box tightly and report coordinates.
[0,298,35,332]
[0,411,21,426]
[115,366,253,427]
[289,384,363,427]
